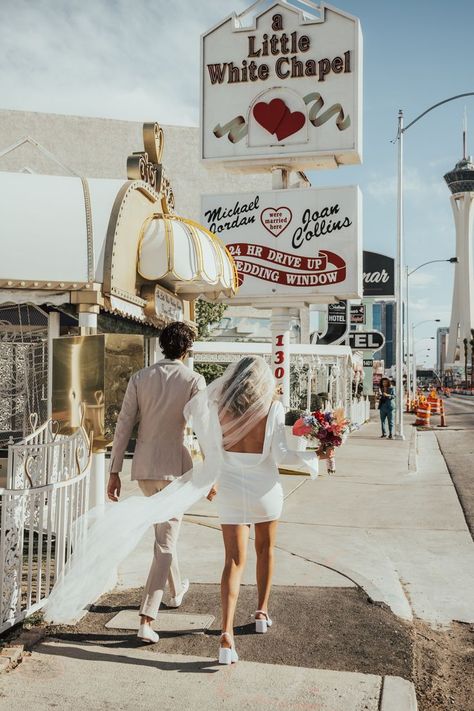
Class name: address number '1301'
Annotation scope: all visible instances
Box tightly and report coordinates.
[274,334,285,380]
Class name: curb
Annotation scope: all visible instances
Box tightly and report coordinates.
[380,675,418,710]
[0,644,24,673]
[408,426,417,473]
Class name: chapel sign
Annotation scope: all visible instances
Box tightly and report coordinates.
[201,1,362,170]
[201,185,362,305]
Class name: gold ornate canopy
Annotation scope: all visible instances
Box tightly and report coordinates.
[137,214,237,301]
[103,123,238,324]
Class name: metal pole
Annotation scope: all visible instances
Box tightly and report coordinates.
[405,265,410,409]
[395,110,405,439]
[270,166,292,409]
[47,311,60,420]
[78,309,106,510]
[411,322,417,399]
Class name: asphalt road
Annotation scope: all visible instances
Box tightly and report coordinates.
[435,394,474,538]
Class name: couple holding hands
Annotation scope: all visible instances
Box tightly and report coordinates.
[45,322,317,664]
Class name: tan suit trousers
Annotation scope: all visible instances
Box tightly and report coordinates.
[138,480,183,619]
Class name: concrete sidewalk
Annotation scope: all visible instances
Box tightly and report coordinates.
[118,415,474,626]
[1,640,417,711]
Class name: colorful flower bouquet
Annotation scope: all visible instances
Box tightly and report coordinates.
[292,408,352,458]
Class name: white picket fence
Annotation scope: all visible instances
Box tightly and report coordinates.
[0,419,92,634]
[350,397,371,427]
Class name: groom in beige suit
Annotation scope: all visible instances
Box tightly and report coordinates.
[107,321,205,644]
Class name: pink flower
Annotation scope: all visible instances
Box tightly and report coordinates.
[292,418,312,436]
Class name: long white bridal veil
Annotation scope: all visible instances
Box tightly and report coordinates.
[44,356,277,623]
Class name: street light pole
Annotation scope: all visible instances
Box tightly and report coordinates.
[411,320,439,396]
[395,92,474,435]
[395,109,405,439]
[405,258,457,404]
[405,264,410,409]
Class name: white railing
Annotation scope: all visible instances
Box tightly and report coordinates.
[350,397,370,427]
[7,415,84,490]
[0,420,92,634]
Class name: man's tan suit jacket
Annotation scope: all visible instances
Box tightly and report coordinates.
[109,359,205,481]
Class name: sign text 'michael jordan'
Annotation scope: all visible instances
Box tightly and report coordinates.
[207,13,352,85]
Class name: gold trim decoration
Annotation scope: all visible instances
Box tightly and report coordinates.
[126,122,174,213]
[143,123,164,165]
[160,169,175,214]
[80,177,95,283]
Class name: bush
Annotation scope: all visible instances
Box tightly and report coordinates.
[285,409,303,426]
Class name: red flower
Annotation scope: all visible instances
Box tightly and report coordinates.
[292,418,312,436]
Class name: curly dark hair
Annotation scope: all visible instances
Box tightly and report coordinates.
[159,321,197,360]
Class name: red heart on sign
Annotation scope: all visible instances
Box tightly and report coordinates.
[260,207,293,237]
[253,99,288,135]
[275,110,306,141]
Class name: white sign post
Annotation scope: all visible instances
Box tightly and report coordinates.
[201,1,363,408]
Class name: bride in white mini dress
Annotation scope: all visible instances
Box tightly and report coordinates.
[44,356,317,665]
[203,356,317,664]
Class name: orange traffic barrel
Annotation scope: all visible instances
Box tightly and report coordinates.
[415,401,431,427]
[427,392,440,415]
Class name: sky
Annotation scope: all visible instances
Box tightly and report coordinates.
[1,0,473,366]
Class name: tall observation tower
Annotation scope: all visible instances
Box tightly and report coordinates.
[444,146,474,365]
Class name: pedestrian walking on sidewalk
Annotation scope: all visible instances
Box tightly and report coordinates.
[379,377,396,439]
[107,321,205,644]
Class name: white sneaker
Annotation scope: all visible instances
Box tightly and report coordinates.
[137,623,159,644]
[168,578,189,608]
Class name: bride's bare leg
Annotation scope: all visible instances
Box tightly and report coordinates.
[254,520,278,617]
[220,524,250,646]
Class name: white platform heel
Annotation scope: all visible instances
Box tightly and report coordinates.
[218,632,238,665]
[255,610,273,634]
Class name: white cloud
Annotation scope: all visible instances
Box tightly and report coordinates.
[0,0,250,124]
[366,166,446,203]
[410,297,431,313]
[408,272,435,288]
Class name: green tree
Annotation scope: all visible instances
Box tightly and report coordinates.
[195,300,227,340]
[194,299,228,384]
